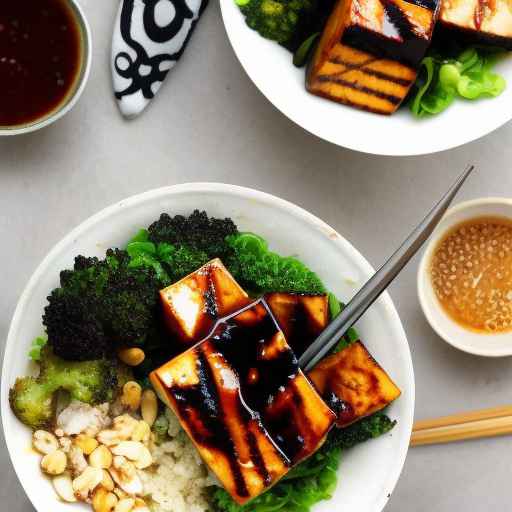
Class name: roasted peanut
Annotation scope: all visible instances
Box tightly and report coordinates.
[89,445,113,469]
[117,348,145,367]
[68,445,88,476]
[120,382,142,411]
[75,434,99,455]
[140,390,157,427]
[33,430,59,455]
[52,472,77,503]
[131,421,150,443]
[59,436,72,453]
[132,498,150,512]
[133,446,152,470]
[111,441,143,461]
[92,487,118,512]
[72,466,104,500]
[41,450,67,475]
[114,498,135,512]
[101,469,115,491]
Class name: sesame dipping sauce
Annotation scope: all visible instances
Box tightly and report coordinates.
[430,216,512,333]
[0,0,82,127]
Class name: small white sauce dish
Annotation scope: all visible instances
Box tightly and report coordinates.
[418,197,512,357]
[0,0,92,137]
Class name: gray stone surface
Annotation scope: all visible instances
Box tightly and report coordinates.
[1,1,512,511]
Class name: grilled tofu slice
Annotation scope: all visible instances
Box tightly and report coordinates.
[265,293,329,357]
[266,292,401,427]
[160,259,250,348]
[309,341,401,427]
[151,299,335,504]
[306,0,440,114]
[440,0,512,48]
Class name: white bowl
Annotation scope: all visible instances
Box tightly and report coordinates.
[418,197,512,357]
[1,183,414,512]
[0,0,92,136]
[219,0,512,156]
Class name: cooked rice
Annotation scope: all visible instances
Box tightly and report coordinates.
[140,409,215,512]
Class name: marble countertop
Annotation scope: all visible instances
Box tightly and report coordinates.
[1,1,511,511]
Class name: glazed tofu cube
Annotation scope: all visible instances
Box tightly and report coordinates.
[151,299,336,504]
[308,341,401,427]
[266,293,401,427]
[440,0,512,48]
[265,293,329,357]
[306,0,440,114]
[160,259,250,347]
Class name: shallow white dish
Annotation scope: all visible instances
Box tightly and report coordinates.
[219,1,512,156]
[418,197,512,357]
[2,183,414,512]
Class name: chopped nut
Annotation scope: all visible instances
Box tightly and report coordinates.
[109,458,142,496]
[52,472,77,502]
[113,488,129,500]
[33,430,59,455]
[132,498,150,512]
[114,498,135,512]
[117,348,145,367]
[97,429,122,447]
[89,445,113,469]
[140,390,157,427]
[133,446,152,470]
[41,450,67,475]
[111,441,144,461]
[121,382,142,411]
[72,466,104,501]
[75,434,99,455]
[54,429,65,438]
[131,421,150,443]
[99,415,138,445]
[92,487,118,512]
[101,469,115,491]
[68,445,88,477]
[59,437,72,453]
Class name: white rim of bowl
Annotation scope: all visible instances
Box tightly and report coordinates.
[417,197,512,357]
[1,183,415,512]
[0,0,92,136]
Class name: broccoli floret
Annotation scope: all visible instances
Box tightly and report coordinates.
[43,249,163,361]
[324,412,397,452]
[9,347,120,429]
[236,0,315,45]
[148,210,237,261]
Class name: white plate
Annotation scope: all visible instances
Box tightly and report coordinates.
[2,183,414,512]
[219,1,512,156]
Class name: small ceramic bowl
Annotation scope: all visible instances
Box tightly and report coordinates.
[418,197,512,357]
[0,0,92,136]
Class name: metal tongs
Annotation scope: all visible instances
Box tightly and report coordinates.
[300,165,475,372]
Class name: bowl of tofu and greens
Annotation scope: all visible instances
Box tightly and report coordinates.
[1,183,414,512]
[220,0,512,155]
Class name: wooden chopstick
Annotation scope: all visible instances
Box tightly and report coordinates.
[411,406,512,446]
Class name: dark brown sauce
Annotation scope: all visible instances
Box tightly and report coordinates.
[158,300,335,498]
[0,0,82,127]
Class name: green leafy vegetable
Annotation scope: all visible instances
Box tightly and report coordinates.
[28,336,48,362]
[293,32,319,67]
[410,46,506,118]
[226,233,326,294]
[211,413,395,512]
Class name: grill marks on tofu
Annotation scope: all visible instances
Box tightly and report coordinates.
[160,259,250,349]
[309,341,401,427]
[440,0,512,47]
[307,0,439,113]
[265,293,329,357]
[266,292,401,427]
[151,300,335,504]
